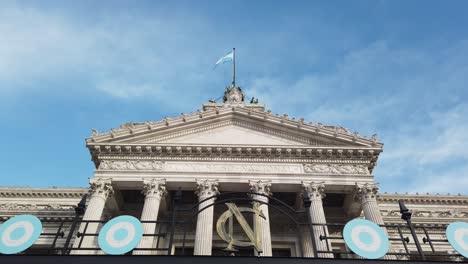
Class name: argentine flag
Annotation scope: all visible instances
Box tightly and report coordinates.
[214,50,234,68]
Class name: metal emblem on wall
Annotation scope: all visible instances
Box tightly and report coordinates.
[216,203,265,252]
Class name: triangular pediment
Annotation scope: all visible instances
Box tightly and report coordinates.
[88,107,380,148]
[144,123,309,145]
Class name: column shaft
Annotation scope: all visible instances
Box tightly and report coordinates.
[194,180,219,256]
[302,182,333,258]
[355,183,395,260]
[72,178,113,254]
[250,180,272,257]
[134,179,166,255]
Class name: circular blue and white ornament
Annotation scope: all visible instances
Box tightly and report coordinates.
[0,215,42,254]
[446,222,468,258]
[343,219,389,259]
[98,215,143,255]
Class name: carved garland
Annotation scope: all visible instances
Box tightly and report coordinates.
[303,164,369,175]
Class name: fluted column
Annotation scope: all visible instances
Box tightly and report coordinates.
[302,182,333,258]
[355,183,385,226]
[249,180,272,257]
[133,179,166,255]
[194,179,219,256]
[355,183,395,259]
[73,178,113,254]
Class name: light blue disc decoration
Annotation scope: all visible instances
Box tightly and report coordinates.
[98,215,143,255]
[343,219,389,259]
[446,222,468,258]
[0,215,42,254]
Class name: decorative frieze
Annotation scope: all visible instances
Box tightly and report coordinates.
[303,164,369,175]
[381,209,468,218]
[165,162,302,174]
[99,160,164,170]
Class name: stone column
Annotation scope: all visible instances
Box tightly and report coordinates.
[73,178,113,254]
[249,180,273,257]
[302,182,333,258]
[133,178,166,255]
[355,183,395,259]
[194,179,219,256]
[355,183,385,226]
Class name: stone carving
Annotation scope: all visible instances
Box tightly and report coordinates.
[249,180,272,195]
[223,86,244,104]
[164,162,302,174]
[303,164,369,174]
[302,182,326,200]
[142,178,167,199]
[355,183,379,201]
[99,160,164,171]
[0,203,74,211]
[196,179,219,199]
[89,178,114,199]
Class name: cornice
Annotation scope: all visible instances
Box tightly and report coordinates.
[86,105,383,148]
[0,187,88,199]
[89,145,381,172]
[377,193,468,205]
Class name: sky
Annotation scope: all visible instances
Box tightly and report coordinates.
[1,0,467,194]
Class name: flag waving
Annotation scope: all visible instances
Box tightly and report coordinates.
[214,50,234,68]
[214,48,236,87]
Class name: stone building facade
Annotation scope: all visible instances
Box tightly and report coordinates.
[0,87,467,260]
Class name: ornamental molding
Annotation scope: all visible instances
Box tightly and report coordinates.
[0,203,75,211]
[381,209,468,218]
[87,106,382,148]
[377,194,468,205]
[0,188,87,199]
[90,145,380,172]
[303,164,369,175]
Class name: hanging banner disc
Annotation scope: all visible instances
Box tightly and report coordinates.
[446,222,468,258]
[0,215,42,254]
[98,215,143,255]
[343,219,389,259]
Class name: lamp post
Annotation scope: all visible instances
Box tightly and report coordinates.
[399,199,425,261]
[62,194,87,255]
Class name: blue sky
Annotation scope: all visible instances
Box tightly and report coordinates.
[1,0,467,194]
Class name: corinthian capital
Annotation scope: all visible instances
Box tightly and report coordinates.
[89,178,114,199]
[355,183,379,201]
[249,180,272,195]
[142,178,167,199]
[302,181,326,200]
[196,179,219,199]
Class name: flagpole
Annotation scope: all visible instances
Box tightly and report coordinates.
[232,48,236,87]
